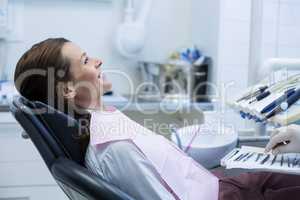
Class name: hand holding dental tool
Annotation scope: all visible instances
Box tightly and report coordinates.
[265,124,300,155]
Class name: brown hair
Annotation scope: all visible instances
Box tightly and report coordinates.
[14,38,90,154]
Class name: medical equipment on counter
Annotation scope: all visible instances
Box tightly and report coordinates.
[221,146,300,175]
[115,0,152,58]
[138,58,210,102]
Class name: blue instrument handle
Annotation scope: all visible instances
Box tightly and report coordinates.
[261,88,296,114]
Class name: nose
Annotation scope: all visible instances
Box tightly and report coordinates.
[95,59,102,69]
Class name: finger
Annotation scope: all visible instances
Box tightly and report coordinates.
[270,126,289,139]
[270,129,280,138]
[272,143,293,155]
[275,126,290,134]
[265,132,291,152]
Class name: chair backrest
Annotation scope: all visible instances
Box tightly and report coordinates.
[33,100,85,165]
[10,96,84,167]
[10,96,134,200]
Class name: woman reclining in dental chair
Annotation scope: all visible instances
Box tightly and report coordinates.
[14,38,300,200]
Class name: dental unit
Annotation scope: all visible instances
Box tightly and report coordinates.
[228,58,300,127]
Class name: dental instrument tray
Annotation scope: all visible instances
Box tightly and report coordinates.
[221,146,300,175]
[228,73,300,126]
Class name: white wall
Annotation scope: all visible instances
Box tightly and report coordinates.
[217,0,251,95]
[3,0,192,95]
[217,0,252,132]
[192,0,252,132]
[262,0,300,60]
[191,0,220,85]
[191,0,251,94]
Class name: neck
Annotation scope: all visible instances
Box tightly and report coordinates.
[75,95,103,111]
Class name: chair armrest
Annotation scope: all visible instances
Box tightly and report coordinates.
[51,158,134,200]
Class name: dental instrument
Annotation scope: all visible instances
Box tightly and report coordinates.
[264,88,300,120]
[234,153,246,162]
[239,153,250,161]
[271,155,277,165]
[249,90,271,104]
[248,76,300,105]
[228,149,240,160]
[271,141,291,152]
[170,124,183,150]
[260,88,296,114]
[293,157,300,167]
[236,86,268,103]
[260,154,270,165]
[222,146,300,174]
[256,153,263,162]
[281,155,284,167]
[243,152,255,162]
[183,125,202,153]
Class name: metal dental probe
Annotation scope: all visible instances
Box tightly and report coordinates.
[237,153,250,161]
[271,155,277,165]
[228,150,240,160]
[281,155,284,167]
[237,86,268,102]
[256,153,263,162]
[292,157,297,167]
[293,158,300,167]
[234,154,245,161]
[249,90,271,104]
[243,153,255,162]
[260,154,270,165]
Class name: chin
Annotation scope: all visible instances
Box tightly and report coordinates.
[100,80,112,93]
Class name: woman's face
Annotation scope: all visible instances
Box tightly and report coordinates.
[61,42,112,106]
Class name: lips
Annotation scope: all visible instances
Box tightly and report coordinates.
[98,73,108,81]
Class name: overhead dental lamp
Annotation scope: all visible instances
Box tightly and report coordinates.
[116,0,152,58]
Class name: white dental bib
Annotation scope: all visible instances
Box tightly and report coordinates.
[89,108,219,200]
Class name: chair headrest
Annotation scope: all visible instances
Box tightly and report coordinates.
[12,96,86,165]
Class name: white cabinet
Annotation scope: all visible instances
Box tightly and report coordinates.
[0,112,68,200]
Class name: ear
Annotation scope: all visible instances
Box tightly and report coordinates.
[59,82,76,99]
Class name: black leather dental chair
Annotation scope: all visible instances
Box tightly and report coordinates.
[9,96,134,200]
